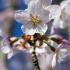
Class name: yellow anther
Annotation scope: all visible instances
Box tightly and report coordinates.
[30,14,40,25]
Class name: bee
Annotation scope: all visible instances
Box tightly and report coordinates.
[32,48,40,70]
[8,36,40,70]
[8,34,57,70]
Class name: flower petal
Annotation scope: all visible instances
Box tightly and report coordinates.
[28,0,42,15]
[39,9,49,23]
[21,23,36,35]
[36,22,48,35]
[0,46,11,54]
[63,2,70,15]
[52,53,57,69]
[41,0,52,6]
[0,39,11,54]
[28,0,51,16]
[14,10,30,24]
[57,44,70,63]
[60,0,70,10]
[52,17,64,28]
[44,5,60,20]
[7,50,14,59]
[35,40,40,47]
[35,47,46,54]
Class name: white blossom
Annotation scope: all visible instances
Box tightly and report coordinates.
[14,0,52,35]
[44,0,70,34]
[36,43,54,70]
[52,43,70,70]
[0,38,11,54]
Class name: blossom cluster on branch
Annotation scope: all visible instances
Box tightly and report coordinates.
[0,0,70,70]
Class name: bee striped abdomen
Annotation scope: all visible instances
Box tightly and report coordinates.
[32,50,40,70]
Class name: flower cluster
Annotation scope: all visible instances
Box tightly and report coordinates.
[1,33,70,70]
[0,0,70,70]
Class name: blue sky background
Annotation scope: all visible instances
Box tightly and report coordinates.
[11,0,27,37]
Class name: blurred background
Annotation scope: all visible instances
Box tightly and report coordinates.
[0,0,70,70]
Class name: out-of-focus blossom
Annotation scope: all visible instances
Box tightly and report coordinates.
[37,45,54,70]
[52,43,70,70]
[0,36,17,59]
[47,0,70,25]
[43,0,70,34]
[0,38,14,59]
[0,31,70,70]
[6,34,54,70]
[14,0,52,35]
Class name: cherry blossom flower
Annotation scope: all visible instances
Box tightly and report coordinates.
[0,37,14,59]
[14,0,52,35]
[49,34,70,69]
[52,43,70,70]
[0,37,20,59]
[43,0,70,34]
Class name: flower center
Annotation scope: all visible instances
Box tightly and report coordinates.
[30,14,41,25]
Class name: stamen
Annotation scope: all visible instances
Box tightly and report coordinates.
[30,14,41,25]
